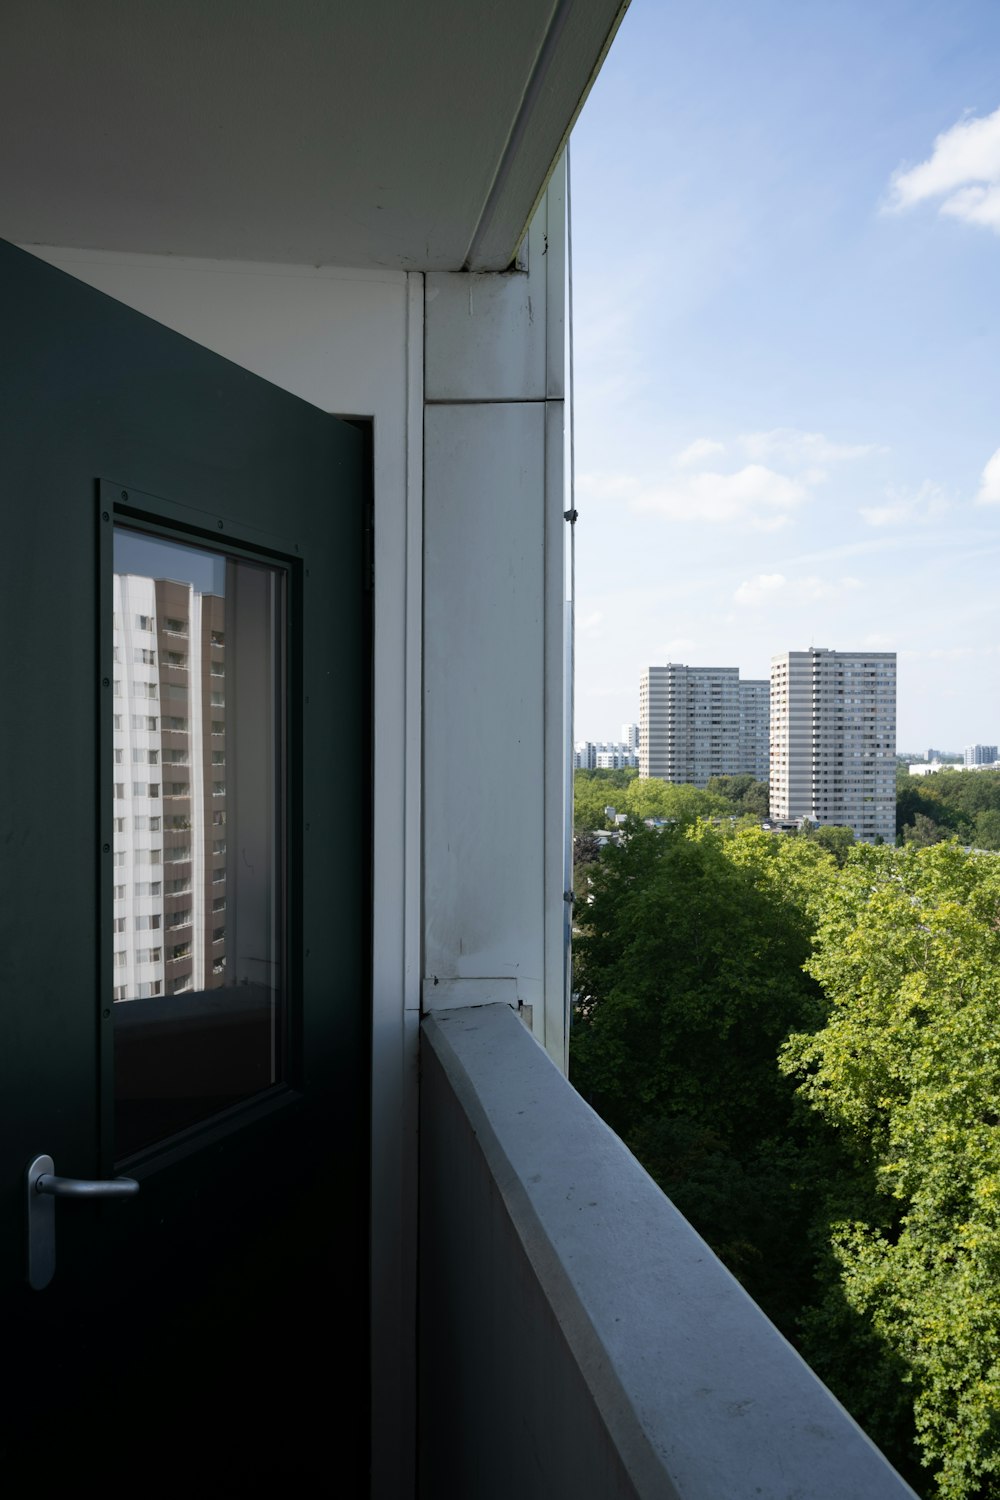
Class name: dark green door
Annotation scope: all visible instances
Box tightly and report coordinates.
[0,242,369,1486]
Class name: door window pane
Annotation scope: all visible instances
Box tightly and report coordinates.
[112,527,286,1161]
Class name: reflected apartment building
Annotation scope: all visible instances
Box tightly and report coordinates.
[111,531,283,1161]
[112,573,227,1004]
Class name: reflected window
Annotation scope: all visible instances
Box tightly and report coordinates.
[112,527,286,1162]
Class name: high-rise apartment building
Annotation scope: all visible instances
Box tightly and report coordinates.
[965,744,998,766]
[639,664,770,787]
[113,569,229,1006]
[770,649,896,843]
[739,679,770,782]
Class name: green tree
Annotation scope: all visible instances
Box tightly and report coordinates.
[707,773,769,818]
[897,769,1000,848]
[571,821,830,1331]
[903,812,949,848]
[574,772,614,831]
[574,767,642,830]
[782,843,1000,1498]
[973,808,1000,851]
[573,831,603,868]
[622,776,728,824]
[804,823,857,866]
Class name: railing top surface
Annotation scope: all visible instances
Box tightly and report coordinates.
[422,1002,918,1500]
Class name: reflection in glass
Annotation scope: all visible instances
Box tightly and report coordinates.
[112,528,285,1161]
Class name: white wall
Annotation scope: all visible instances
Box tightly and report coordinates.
[421,160,570,1070]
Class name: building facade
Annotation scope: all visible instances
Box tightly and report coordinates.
[639,664,769,786]
[770,648,897,843]
[965,744,998,766]
[113,570,230,1007]
[574,737,639,770]
[739,679,770,782]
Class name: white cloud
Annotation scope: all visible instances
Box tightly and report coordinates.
[734,573,861,607]
[799,575,861,602]
[976,447,1000,504]
[887,105,1000,233]
[859,481,951,527]
[740,428,880,467]
[734,573,787,605]
[582,427,879,531]
[898,646,995,661]
[941,183,1000,231]
[859,502,915,527]
[575,470,632,501]
[633,464,806,528]
[576,610,605,636]
[675,438,725,467]
[780,530,992,568]
[662,637,696,657]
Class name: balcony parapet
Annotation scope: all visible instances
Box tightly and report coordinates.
[419,1003,917,1500]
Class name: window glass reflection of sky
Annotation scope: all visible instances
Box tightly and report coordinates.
[114,531,225,595]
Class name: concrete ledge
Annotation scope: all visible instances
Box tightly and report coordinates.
[419,1003,917,1500]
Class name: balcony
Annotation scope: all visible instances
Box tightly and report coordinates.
[419,1003,916,1499]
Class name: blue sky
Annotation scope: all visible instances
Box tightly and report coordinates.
[570,0,1000,751]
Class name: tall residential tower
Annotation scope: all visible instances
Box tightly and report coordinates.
[639,664,770,786]
[770,648,896,843]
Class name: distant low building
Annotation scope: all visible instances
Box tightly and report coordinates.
[910,758,1000,777]
[595,750,632,770]
[574,739,640,770]
[909,760,949,777]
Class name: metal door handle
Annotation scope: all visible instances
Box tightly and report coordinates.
[26,1153,139,1290]
[35,1171,139,1200]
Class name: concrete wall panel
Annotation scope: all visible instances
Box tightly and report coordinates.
[423,400,547,1013]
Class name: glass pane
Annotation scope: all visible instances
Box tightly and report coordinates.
[112,527,285,1161]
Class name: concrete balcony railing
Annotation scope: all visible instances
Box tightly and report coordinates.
[419,1003,917,1500]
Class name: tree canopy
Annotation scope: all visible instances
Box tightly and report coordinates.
[571,821,831,1330]
[706,773,770,818]
[897,768,1000,850]
[782,842,1000,1499]
[574,770,766,831]
[572,822,1000,1498]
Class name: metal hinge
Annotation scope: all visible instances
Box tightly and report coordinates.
[563,508,578,524]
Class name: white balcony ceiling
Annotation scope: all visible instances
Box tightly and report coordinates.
[0,0,624,271]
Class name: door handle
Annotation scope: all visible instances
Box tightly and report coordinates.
[26,1153,139,1291]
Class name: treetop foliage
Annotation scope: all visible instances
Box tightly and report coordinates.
[572,820,831,1327]
[572,823,1000,1498]
[574,769,768,830]
[897,767,1000,850]
[781,841,1000,1498]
